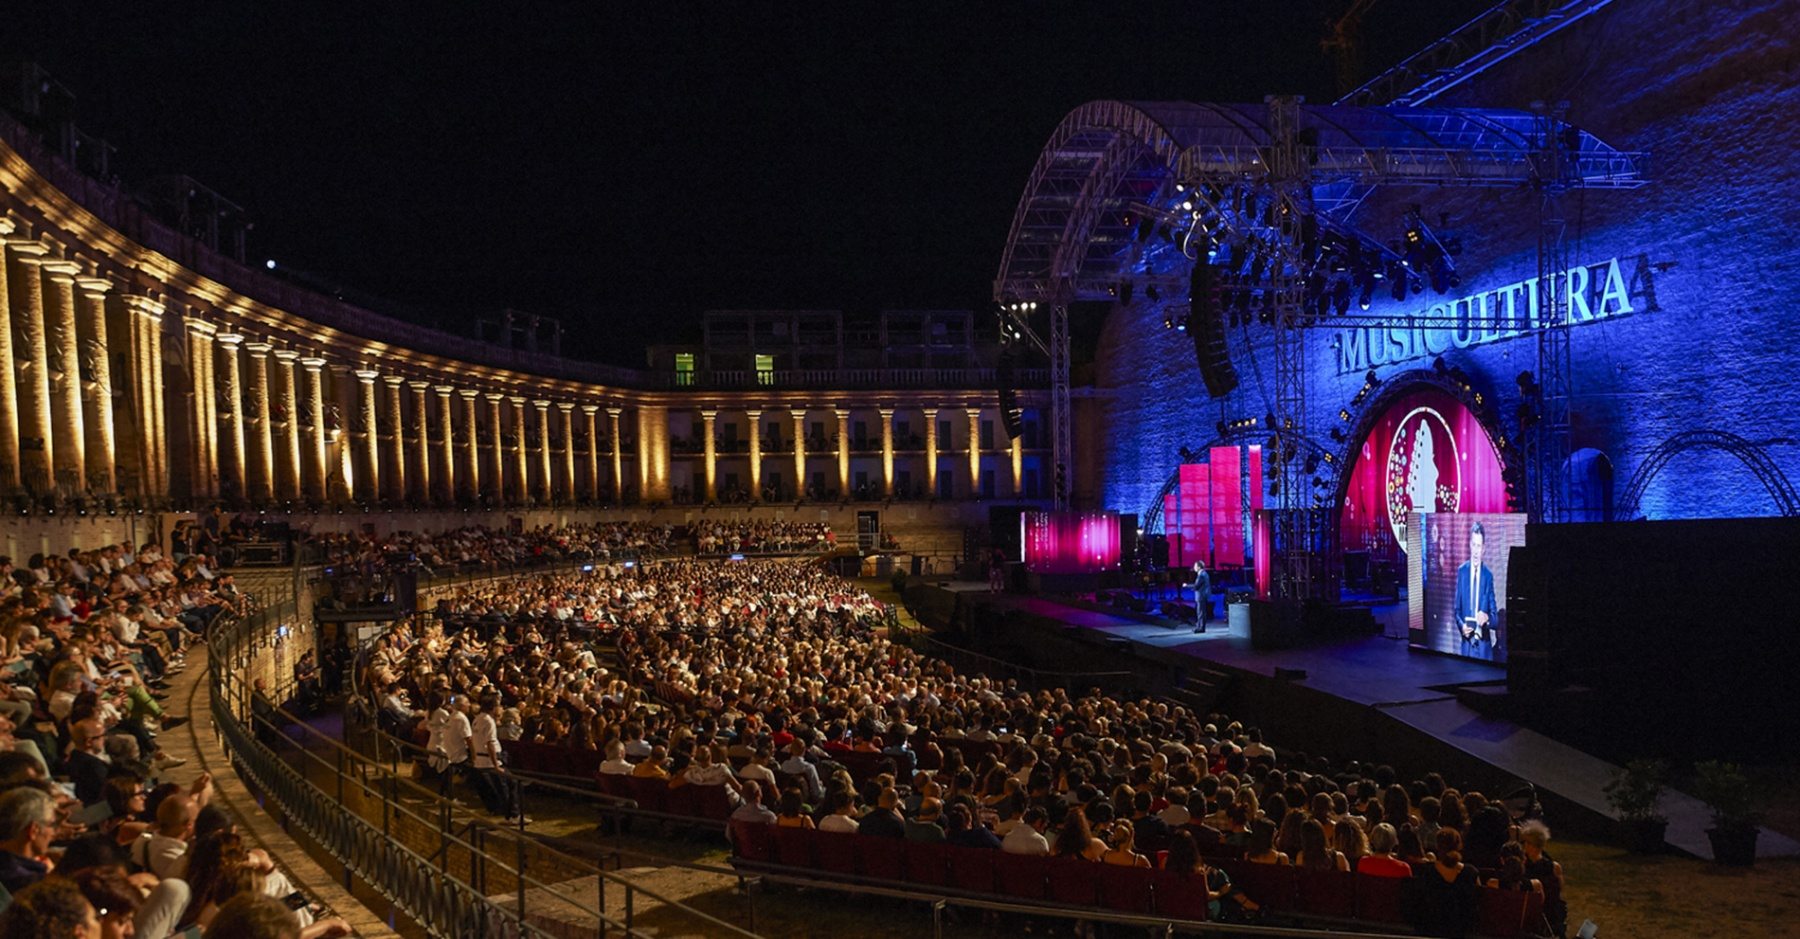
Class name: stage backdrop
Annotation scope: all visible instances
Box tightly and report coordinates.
[1022,511,1123,574]
[1408,512,1526,664]
[1340,386,1509,570]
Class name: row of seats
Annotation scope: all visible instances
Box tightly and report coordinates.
[729,823,1546,938]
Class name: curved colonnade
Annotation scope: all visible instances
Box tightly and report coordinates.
[0,113,1038,514]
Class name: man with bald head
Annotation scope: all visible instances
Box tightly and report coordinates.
[131,791,198,879]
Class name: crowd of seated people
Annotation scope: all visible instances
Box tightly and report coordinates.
[691,520,833,555]
[0,540,349,939]
[308,521,678,576]
[361,551,1568,936]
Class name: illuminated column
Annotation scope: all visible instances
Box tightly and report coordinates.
[460,389,480,502]
[146,306,169,499]
[923,406,940,499]
[0,225,18,494]
[484,393,504,502]
[214,331,245,499]
[880,407,896,498]
[966,406,982,499]
[835,408,851,498]
[351,369,380,502]
[186,317,220,498]
[1011,427,1024,496]
[245,343,274,502]
[790,408,808,500]
[42,261,86,494]
[636,405,669,502]
[701,409,718,502]
[76,277,116,494]
[124,294,170,499]
[532,399,552,502]
[606,406,624,502]
[273,350,301,500]
[581,404,600,501]
[301,358,329,502]
[435,385,456,504]
[406,381,431,503]
[745,408,763,501]
[554,402,574,502]
[10,243,53,494]
[382,376,406,502]
[509,396,528,503]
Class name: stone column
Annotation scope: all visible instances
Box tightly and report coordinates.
[582,404,600,502]
[382,376,406,502]
[42,260,86,494]
[435,385,456,504]
[124,294,169,500]
[966,406,982,499]
[244,343,274,502]
[10,243,53,494]
[532,399,552,502]
[273,350,301,500]
[880,407,896,498]
[353,370,380,502]
[0,225,19,494]
[791,408,808,501]
[186,317,219,498]
[484,393,504,502]
[76,277,116,494]
[558,402,576,503]
[408,381,431,504]
[636,406,669,502]
[509,396,528,504]
[460,389,480,502]
[607,406,624,503]
[701,409,718,502]
[302,358,329,503]
[145,304,169,499]
[215,331,245,499]
[924,406,939,499]
[745,408,763,501]
[835,408,851,498]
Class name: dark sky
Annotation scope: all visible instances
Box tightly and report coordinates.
[5,1,1489,366]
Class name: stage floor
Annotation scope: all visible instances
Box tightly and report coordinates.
[946,586,1799,861]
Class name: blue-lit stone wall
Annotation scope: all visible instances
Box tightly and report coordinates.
[1085,0,1800,523]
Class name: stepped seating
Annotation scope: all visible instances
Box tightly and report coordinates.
[728,822,1546,937]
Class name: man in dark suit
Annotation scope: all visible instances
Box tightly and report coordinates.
[1454,523,1499,660]
[1191,561,1213,634]
[64,717,112,806]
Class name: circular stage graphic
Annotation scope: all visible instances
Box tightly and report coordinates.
[1384,406,1462,547]
[1339,386,1507,562]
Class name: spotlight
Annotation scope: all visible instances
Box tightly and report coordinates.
[265,259,277,270]
[1330,428,1346,443]
[1303,455,1319,474]
[1365,369,1380,387]
[1145,285,1160,302]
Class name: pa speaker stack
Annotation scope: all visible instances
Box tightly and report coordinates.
[1190,263,1239,398]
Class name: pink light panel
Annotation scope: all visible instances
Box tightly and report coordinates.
[1022,511,1123,574]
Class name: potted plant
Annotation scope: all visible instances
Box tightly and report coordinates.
[1692,760,1761,866]
[1603,760,1669,853]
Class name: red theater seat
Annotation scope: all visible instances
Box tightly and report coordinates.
[1096,864,1156,915]
[814,831,859,876]
[770,826,816,869]
[993,852,1048,900]
[1045,858,1100,907]
[1222,861,1297,913]
[689,784,737,820]
[730,821,774,863]
[855,836,906,881]
[1354,873,1408,926]
[619,776,668,813]
[947,846,997,894]
[1476,887,1530,938]
[902,841,954,887]
[1297,868,1356,919]
[1150,870,1210,922]
[664,784,698,818]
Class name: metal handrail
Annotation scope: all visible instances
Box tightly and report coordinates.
[209,608,764,939]
[913,633,1137,690]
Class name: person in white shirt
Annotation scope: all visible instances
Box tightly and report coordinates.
[469,693,525,823]
[818,792,860,833]
[683,746,743,806]
[598,740,634,776]
[1001,807,1051,855]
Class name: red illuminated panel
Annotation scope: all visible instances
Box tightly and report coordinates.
[1023,511,1123,574]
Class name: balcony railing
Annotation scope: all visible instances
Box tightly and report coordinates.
[667,367,1049,391]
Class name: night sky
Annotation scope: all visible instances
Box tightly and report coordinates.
[5,1,1489,365]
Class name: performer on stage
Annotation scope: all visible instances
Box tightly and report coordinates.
[1191,560,1212,633]
[1454,523,1499,659]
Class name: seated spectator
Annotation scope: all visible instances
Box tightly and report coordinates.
[1334,817,1370,868]
[1411,828,1479,939]
[904,799,946,843]
[818,791,860,834]
[1001,806,1050,855]
[729,784,777,827]
[944,803,1001,850]
[1519,822,1567,936]
[775,789,815,830]
[207,892,352,939]
[858,788,905,839]
[1246,817,1289,865]
[598,741,634,776]
[1295,818,1349,872]
[1100,819,1151,868]
[1165,831,1258,920]
[0,876,98,939]
[0,786,57,892]
[1051,807,1105,861]
[1357,823,1413,878]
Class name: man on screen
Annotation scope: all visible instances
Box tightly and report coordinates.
[1454,523,1499,659]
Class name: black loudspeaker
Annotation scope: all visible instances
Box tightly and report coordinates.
[395,571,418,614]
[1118,514,1139,572]
[1190,263,1239,398]
[1145,534,1171,570]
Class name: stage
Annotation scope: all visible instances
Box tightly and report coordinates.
[919,583,1799,861]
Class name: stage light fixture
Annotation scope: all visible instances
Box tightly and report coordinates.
[1330,427,1346,443]
[1365,369,1380,387]
[1145,285,1160,302]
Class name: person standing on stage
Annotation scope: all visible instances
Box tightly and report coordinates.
[1454,522,1499,659]
[1191,561,1212,633]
